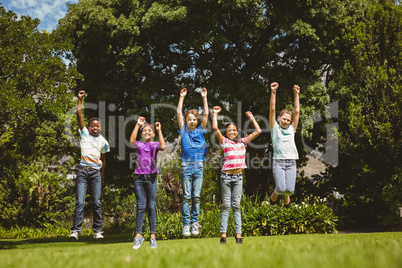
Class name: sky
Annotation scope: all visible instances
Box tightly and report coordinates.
[2,0,79,32]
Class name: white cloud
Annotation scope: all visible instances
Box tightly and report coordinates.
[4,0,79,32]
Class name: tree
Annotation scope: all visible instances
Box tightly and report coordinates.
[59,0,366,198]
[326,0,402,229]
[0,5,81,227]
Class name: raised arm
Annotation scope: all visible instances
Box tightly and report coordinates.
[129,117,145,145]
[77,90,85,130]
[201,88,209,130]
[292,85,300,130]
[212,106,224,144]
[245,111,262,143]
[269,82,279,129]
[155,122,166,151]
[177,88,187,130]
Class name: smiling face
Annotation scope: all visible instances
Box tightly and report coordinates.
[185,113,198,130]
[88,120,101,136]
[226,124,238,140]
[278,113,292,129]
[141,125,155,142]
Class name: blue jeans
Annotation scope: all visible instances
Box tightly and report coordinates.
[71,167,102,233]
[134,174,157,234]
[273,159,297,195]
[220,172,243,234]
[181,161,204,226]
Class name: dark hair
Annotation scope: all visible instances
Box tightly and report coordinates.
[224,122,246,143]
[140,123,155,133]
[88,117,101,125]
[225,122,238,130]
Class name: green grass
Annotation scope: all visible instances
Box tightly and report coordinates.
[1,232,401,268]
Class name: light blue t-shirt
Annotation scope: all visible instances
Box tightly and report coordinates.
[270,122,298,160]
[179,125,207,162]
[79,127,110,169]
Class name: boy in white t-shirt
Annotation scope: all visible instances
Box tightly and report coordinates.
[69,90,110,240]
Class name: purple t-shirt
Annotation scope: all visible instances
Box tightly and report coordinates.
[132,141,161,174]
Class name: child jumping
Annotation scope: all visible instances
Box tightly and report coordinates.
[269,82,300,208]
[212,106,261,244]
[130,117,165,249]
[70,90,110,240]
[176,87,209,236]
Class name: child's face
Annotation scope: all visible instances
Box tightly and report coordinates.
[141,126,155,142]
[226,124,238,140]
[88,120,101,136]
[186,114,198,130]
[278,113,292,129]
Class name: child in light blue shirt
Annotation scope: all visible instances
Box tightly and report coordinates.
[269,82,300,208]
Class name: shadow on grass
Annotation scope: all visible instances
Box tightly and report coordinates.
[0,233,133,250]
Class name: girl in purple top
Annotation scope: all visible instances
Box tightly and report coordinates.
[129,117,165,249]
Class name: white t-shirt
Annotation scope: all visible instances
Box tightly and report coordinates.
[79,127,110,169]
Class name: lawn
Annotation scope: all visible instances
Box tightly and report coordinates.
[1,232,401,268]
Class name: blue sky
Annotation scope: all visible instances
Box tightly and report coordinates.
[3,0,79,32]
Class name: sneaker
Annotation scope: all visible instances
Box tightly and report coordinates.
[132,236,144,249]
[69,230,79,240]
[94,232,104,239]
[183,225,191,237]
[149,238,157,249]
[191,222,202,236]
[220,237,227,244]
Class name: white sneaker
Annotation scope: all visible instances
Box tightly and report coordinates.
[69,230,79,240]
[191,222,202,236]
[183,225,191,237]
[94,232,104,239]
[149,238,157,249]
[133,236,144,249]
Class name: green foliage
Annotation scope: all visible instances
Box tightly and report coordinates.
[325,0,402,229]
[0,224,92,239]
[58,0,364,197]
[0,6,81,227]
[102,194,337,240]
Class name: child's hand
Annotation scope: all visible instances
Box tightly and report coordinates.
[137,117,146,126]
[201,88,207,98]
[213,106,221,114]
[155,122,161,131]
[245,111,254,119]
[270,82,279,93]
[293,85,300,94]
[180,88,187,97]
[78,90,85,99]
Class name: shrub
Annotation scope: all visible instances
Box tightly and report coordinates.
[0,195,337,239]
[104,195,337,240]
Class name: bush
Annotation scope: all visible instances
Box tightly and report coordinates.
[0,195,337,239]
[104,195,337,240]
[0,223,92,239]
